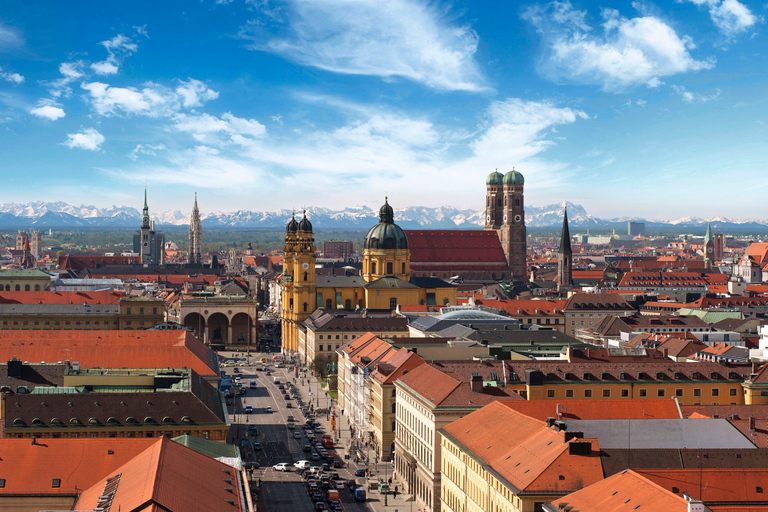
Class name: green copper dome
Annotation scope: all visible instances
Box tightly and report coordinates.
[486,171,503,185]
[364,198,408,250]
[503,169,524,185]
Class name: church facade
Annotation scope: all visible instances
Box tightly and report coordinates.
[483,168,527,278]
[281,201,457,354]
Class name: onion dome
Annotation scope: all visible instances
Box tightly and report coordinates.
[486,170,503,185]
[298,211,313,233]
[503,168,525,185]
[364,197,408,250]
[286,212,298,233]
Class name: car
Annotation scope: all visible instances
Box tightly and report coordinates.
[272,463,290,472]
[286,402,293,408]
[354,469,366,477]
[321,463,330,472]
[233,367,240,373]
[329,500,342,510]
[313,500,326,511]
[303,444,312,452]
[332,460,342,468]
[294,460,310,470]
[245,405,253,413]
[334,481,344,490]
[287,415,295,422]
[248,424,257,432]
[283,394,290,399]
[311,452,320,461]
[314,426,323,433]
[241,438,249,446]
[266,406,272,413]
[293,431,301,439]
[253,442,263,450]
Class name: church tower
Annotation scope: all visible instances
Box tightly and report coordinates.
[132,186,165,265]
[189,193,203,264]
[281,211,316,354]
[557,207,573,291]
[494,168,527,279]
[484,170,504,230]
[704,222,714,268]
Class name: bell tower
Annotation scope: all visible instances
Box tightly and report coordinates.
[498,168,527,279]
[281,211,316,354]
[484,170,504,230]
[704,222,714,268]
[557,207,573,292]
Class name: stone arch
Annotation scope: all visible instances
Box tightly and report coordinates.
[230,312,253,346]
[207,312,229,348]
[183,312,206,341]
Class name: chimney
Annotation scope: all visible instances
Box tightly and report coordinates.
[546,417,556,428]
[470,375,483,393]
[663,348,669,358]
[564,431,583,442]
[553,420,567,432]
[750,416,756,432]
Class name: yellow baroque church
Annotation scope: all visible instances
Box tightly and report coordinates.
[281,199,457,353]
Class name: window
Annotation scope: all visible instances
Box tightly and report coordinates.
[547,389,555,398]
[34,284,40,291]
[584,389,592,398]
[639,389,647,397]
[565,389,574,398]
[675,389,684,397]
[693,388,702,397]
[153,307,157,314]
[24,285,30,291]
[402,262,406,274]
[318,345,324,352]
[730,388,738,396]
[387,262,393,275]
[303,302,308,312]
[602,389,610,398]
[372,262,377,274]
[621,389,629,398]
[326,299,332,309]
[711,388,719,397]
[389,297,397,310]
[345,299,352,309]
[657,389,665,397]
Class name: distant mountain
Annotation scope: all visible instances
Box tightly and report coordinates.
[0,200,766,231]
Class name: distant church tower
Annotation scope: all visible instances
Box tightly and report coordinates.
[484,168,527,279]
[704,222,714,268]
[281,211,316,353]
[189,193,203,264]
[557,207,573,291]
[132,186,165,265]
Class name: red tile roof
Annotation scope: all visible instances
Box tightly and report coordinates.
[550,469,691,512]
[75,437,243,512]
[638,468,768,504]
[499,399,681,421]
[0,330,217,377]
[0,438,156,495]
[0,290,124,304]
[477,298,566,316]
[404,230,508,267]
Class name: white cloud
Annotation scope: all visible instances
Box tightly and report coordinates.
[134,25,149,38]
[241,0,488,92]
[129,143,167,160]
[47,62,85,97]
[0,68,23,84]
[176,78,220,107]
[523,1,715,92]
[30,100,66,120]
[63,128,105,151]
[672,84,721,102]
[91,34,138,75]
[81,79,218,117]
[681,0,760,38]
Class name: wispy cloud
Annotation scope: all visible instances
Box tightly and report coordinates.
[129,143,167,160]
[680,0,761,39]
[91,33,139,76]
[523,1,715,92]
[0,22,23,51]
[46,61,85,98]
[63,128,105,151]
[672,84,721,102]
[30,99,66,120]
[241,0,489,92]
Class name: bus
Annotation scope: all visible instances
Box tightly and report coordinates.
[322,434,334,449]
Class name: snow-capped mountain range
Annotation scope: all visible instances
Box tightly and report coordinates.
[0,201,765,230]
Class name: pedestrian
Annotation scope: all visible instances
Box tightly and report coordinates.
[394,486,398,498]
[388,477,392,485]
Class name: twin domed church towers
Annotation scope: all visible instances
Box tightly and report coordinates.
[484,168,527,278]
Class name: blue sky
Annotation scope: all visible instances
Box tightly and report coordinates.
[0,0,765,219]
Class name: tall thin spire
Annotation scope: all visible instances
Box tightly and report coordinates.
[189,192,203,265]
[557,206,572,291]
[704,222,713,244]
[141,185,150,229]
[559,207,572,255]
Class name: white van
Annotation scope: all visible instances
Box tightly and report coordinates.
[273,377,280,384]
[294,460,310,470]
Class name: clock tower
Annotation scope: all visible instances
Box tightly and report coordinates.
[281,211,316,354]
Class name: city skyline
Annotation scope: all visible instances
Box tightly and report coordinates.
[0,0,765,217]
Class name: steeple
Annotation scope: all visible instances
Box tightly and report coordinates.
[704,222,713,244]
[557,206,572,291]
[559,207,572,255]
[141,185,150,229]
[704,222,714,268]
[189,192,203,264]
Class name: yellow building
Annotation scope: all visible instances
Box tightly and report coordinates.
[282,200,457,353]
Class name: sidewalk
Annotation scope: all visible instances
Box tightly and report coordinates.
[297,370,416,512]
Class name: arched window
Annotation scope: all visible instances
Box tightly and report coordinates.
[326,299,332,309]
[386,262,393,275]
[34,285,40,291]
[392,389,396,397]
[24,285,30,291]
[372,262,377,274]
[4,285,8,291]
[303,272,308,281]
[14,285,20,291]
[402,262,406,274]
[515,198,520,206]
[303,302,308,312]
